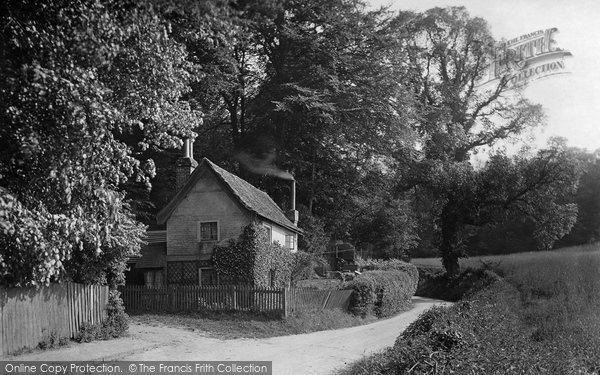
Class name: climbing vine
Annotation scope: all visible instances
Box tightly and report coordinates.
[213,221,292,287]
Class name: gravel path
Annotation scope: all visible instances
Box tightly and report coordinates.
[9,297,451,375]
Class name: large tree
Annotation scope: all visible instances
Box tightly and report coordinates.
[0,0,200,287]
[391,7,577,273]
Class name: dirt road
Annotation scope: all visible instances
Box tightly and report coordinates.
[11,297,450,375]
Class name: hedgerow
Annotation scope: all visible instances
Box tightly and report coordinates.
[355,257,419,281]
[345,269,418,318]
[343,250,600,374]
[213,221,292,287]
[415,266,502,301]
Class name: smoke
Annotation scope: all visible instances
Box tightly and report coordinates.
[234,150,294,181]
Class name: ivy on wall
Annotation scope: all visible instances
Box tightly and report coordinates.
[213,221,292,287]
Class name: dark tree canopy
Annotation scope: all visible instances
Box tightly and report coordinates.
[0,0,589,283]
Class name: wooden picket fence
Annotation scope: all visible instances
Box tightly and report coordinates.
[0,282,109,357]
[120,285,354,318]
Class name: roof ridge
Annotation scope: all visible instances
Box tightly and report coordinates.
[202,158,301,233]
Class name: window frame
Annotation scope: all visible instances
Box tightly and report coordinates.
[262,223,273,243]
[285,234,295,250]
[197,220,220,242]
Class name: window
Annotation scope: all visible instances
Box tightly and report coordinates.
[262,223,272,242]
[285,235,295,250]
[143,270,164,288]
[198,221,219,242]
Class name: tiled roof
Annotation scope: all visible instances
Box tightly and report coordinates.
[157,158,301,233]
[205,159,299,232]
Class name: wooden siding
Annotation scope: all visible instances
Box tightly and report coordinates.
[167,169,250,260]
[0,283,109,357]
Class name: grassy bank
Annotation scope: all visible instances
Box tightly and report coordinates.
[342,245,600,374]
[131,308,377,339]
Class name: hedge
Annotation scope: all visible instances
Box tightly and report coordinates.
[355,257,419,281]
[345,268,418,318]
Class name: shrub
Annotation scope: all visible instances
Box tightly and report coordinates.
[345,269,418,318]
[290,251,326,284]
[76,289,128,342]
[342,250,600,375]
[213,222,293,287]
[415,266,501,301]
[38,331,69,350]
[101,289,129,338]
[356,258,419,280]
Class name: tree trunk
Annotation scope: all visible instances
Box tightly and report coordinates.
[440,204,461,275]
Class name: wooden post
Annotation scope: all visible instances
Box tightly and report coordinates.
[232,285,237,311]
[282,287,288,319]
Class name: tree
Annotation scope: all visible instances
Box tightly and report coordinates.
[0,0,199,287]
[556,149,600,246]
[237,0,418,242]
[390,7,576,273]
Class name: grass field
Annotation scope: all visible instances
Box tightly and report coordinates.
[410,243,600,270]
[342,244,600,374]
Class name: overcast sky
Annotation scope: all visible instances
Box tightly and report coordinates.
[369,0,600,152]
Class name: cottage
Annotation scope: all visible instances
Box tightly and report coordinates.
[127,140,302,287]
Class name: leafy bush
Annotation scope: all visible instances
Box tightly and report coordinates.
[415,266,502,301]
[38,331,69,350]
[345,269,418,318]
[290,251,326,284]
[102,290,129,338]
[76,290,128,342]
[356,258,418,279]
[213,222,292,287]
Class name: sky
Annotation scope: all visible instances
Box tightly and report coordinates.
[369,0,600,152]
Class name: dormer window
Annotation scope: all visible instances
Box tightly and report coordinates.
[198,221,219,242]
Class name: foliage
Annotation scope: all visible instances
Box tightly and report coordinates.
[355,257,419,281]
[388,7,578,273]
[415,266,502,302]
[0,0,586,294]
[290,251,326,284]
[296,206,329,255]
[350,197,419,259]
[342,247,600,375]
[76,290,128,342]
[0,0,200,287]
[254,241,292,288]
[213,221,292,287]
[38,331,69,350]
[345,269,418,318]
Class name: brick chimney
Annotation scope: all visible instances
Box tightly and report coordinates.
[286,179,299,225]
[176,137,197,191]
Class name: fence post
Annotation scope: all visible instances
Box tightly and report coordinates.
[232,285,237,311]
[282,287,288,319]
